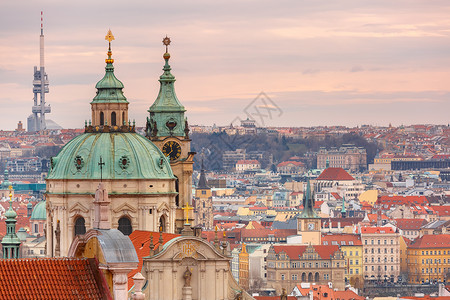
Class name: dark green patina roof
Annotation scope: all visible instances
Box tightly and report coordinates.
[91,44,128,104]
[148,53,185,113]
[298,178,319,219]
[30,201,46,220]
[47,132,174,180]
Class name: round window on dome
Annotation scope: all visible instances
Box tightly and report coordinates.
[119,155,130,170]
[74,155,84,171]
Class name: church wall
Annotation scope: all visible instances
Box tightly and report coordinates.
[46,178,177,256]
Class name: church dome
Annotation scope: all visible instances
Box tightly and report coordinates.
[30,201,46,220]
[47,132,173,180]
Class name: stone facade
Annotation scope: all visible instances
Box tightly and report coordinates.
[317,145,367,172]
[143,235,253,300]
[266,244,345,294]
[361,227,400,282]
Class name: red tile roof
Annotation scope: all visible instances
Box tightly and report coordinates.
[377,195,429,209]
[272,245,340,260]
[361,227,395,234]
[316,168,355,181]
[334,290,365,300]
[432,206,450,217]
[277,161,305,167]
[127,230,180,289]
[254,297,296,300]
[321,233,362,246]
[0,258,111,299]
[395,218,428,230]
[409,234,450,249]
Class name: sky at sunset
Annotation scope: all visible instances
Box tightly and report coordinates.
[1,0,449,130]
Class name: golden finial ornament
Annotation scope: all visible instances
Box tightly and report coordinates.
[105,29,115,64]
[105,29,115,43]
[162,35,171,59]
[8,185,12,202]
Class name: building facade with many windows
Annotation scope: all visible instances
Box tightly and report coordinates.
[361,227,400,282]
[266,244,345,294]
[407,234,450,284]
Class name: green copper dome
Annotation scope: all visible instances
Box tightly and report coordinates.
[30,201,46,220]
[4,202,17,219]
[91,45,128,104]
[47,132,174,180]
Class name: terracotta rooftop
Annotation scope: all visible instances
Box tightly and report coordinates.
[127,230,180,289]
[361,226,395,234]
[395,218,428,230]
[321,233,362,246]
[409,234,450,249]
[272,245,340,260]
[316,168,355,181]
[0,258,111,299]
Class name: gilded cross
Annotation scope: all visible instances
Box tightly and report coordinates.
[105,29,115,43]
[98,156,105,182]
[162,35,171,53]
[182,203,193,225]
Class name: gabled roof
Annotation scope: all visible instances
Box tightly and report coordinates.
[395,218,428,230]
[272,244,340,260]
[316,168,355,181]
[361,226,395,234]
[409,234,450,249]
[0,258,111,299]
[321,233,362,246]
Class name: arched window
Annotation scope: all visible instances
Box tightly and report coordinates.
[122,112,125,125]
[118,217,132,235]
[111,112,116,126]
[74,217,86,236]
[315,272,320,282]
[159,215,166,232]
[301,273,306,281]
[308,272,313,282]
[100,112,104,126]
[174,176,180,207]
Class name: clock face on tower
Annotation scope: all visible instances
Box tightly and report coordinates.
[162,141,182,161]
[308,223,315,230]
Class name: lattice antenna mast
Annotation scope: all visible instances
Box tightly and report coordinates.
[30,11,51,132]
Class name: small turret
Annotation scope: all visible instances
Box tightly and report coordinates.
[2,186,21,259]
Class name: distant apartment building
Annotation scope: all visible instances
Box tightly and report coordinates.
[361,227,400,282]
[235,160,261,172]
[321,233,363,288]
[239,243,249,290]
[317,144,367,172]
[222,148,272,170]
[407,234,450,284]
[241,118,257,134]
[266,244,345,294]
[277,161,306,174]
[6,157,48,173]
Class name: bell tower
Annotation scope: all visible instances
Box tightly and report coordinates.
[297,178,321,245]
[146,36,195,232]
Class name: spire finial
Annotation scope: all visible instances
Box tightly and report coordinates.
[105,29,115,64]
[8,185,13,204]
[162,35,171,54]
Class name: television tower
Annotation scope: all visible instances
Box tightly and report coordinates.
[28,11,51,132]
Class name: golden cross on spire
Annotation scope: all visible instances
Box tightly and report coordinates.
[182,203,193,225]
[162,35,171,53]
[105,29,115,43]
